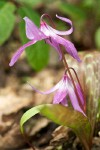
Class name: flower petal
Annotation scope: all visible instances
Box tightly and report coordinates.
[45,37,62,60]
[46,14,73,36]
[24,17,47,40]
[60,97,68,106]
[27,81,60,95]
[56,36,81,62]
[53,74,69,104]
[9,40,36,66]
[53,88,67,104]
[68,85,86,116]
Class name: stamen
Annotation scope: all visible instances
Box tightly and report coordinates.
[41,14,56,29]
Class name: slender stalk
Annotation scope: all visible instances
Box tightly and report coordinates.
[41,13,85,111]
[69,67,86,112]
[61,48,84,112]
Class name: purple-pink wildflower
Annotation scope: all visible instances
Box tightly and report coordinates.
[9,14,81,67]
[28,73,86,116]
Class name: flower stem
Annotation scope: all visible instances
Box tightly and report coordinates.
[61,49,92,149]
[61,48,85,112]
[69,67,86,112]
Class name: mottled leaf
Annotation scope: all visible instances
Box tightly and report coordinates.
[95,27,100,48]
[65,51,100,137]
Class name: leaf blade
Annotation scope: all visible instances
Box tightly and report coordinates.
[0,2,16,45]
[20,104,91,147]
[59,3,86,21]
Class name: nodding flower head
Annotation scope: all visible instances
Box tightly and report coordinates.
[28,71,86,116]
[9,14,81,67]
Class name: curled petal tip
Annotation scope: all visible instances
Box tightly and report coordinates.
[9,62,13,67]
[9,59,16,67]
[9,59,15,67]
[49,15,73,35]
[23,16,27,20]
[56,14,58,17]
[56,14,61,18]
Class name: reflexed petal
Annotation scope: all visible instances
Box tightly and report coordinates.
[24,17,47,40]
[27,81,60,94]
[9,40,36,66]
[56,36,81,62]
[68,86,86,116]
[46,14,73,36]
[45,37,62,60]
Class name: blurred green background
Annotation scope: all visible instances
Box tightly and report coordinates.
[0,0,100,71]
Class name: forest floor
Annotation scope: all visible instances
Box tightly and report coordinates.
[0,39,100,150]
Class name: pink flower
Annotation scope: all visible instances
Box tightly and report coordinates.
[28,73,85,116]
[9,14,81,66]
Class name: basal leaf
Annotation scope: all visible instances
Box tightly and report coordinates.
[0,2,16,45]
[65,51,100,139]
[20,104,91,149]
[95,27,100,48]
[97,98,100,121]
[18,7,49,71]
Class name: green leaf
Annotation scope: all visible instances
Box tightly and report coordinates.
[59,3,86,21]
[95,27,100,48]
[82,0,95,8]
[83,52,100,141]
[17,0,43,7]
[18,7,49,71]
[20,104,92,149]
[97,98,100,121]
[0,1,6,9]
[18,7,40,26]
[0,2,16,45]
[25,41,49,71]
[3,2,16,13]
